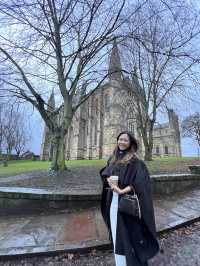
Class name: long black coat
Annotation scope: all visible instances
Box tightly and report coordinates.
[100,157,160,265]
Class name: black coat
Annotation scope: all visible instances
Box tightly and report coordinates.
[100,157,160,265]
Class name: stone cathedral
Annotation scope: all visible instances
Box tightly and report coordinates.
[40,42,182,160]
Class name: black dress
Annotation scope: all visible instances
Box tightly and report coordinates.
[100,152,159,266]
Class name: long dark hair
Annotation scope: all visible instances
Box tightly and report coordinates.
[109,131,139,164]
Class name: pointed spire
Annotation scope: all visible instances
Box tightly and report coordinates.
[132,66,140,88]
[167,107,176,121]
[47,89,55,111]
[108,39,122,81]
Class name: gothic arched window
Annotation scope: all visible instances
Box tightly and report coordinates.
[128,90,134,98]
[128,120,134,134]
[104,94,110,108]
[95,99,98,115]
[87,102,90,116]
[94,123,97,145]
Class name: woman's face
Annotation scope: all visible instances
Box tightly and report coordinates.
[117,133,130,150]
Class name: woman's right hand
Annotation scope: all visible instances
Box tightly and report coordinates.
[106,177,113,187]
[107,177,117,187]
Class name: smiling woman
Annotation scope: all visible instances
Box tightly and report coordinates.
[117,133,130,151]
[100,131,159,266]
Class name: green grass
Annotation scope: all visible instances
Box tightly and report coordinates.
[0,160,50,177]
[0,159,106,177]
[0,157,199,177]
[146,156,200,174]
[152,156,199,161]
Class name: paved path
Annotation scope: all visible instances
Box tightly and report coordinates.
[1,188,200,257]
[2,220,200,266]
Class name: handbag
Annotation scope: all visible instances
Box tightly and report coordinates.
[118,188,141,219]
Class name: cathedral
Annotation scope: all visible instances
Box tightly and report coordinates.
[40,41,182,160]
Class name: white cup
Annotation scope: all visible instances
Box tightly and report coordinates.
[110,175,119,186]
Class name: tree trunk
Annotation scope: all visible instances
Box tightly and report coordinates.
[51,132,66,171]
[7,148,12,161]
[143,125,154,161]
[144,145,153,161]
[3,160,8,167]
[49,143,53,161]
[16,151,20,159]
[48,100,72,172]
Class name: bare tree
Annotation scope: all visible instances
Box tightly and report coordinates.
[0,0,131,171]
[14,115,30,158]
[182,113,200,147]
[14,127,27,158]
[1,107,16,160]
[120,0,200,160]
[0,103,31,161]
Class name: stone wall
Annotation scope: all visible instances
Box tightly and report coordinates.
[151,173,200,196]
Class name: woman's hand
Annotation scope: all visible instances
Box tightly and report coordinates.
[110,183,124,194]
[106,177,122,194]
[107,177,116,187]
[106,177,114,187]
[108,181,133,195]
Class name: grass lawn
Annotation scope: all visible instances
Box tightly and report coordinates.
[145,156,199,174]
[0,159,106,177]
[0,156,199,177]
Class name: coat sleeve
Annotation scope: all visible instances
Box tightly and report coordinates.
[99,157,112,229]
[130,160,160,252]
[99,156,112,184]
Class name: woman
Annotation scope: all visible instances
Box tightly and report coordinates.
[100,131,159,266]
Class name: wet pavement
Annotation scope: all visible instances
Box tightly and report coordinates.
[1,220,200,266]
[0,208,109,257]
[1,188,200,257]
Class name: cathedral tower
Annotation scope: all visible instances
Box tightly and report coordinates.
[102,40,127,157]
[167,108,182,156]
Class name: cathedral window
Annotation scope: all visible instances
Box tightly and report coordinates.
[81,120,86,147]
[164,146,169,154]
[95,99,98,115]
[128,90,133,98]
[94,123,97,145]
[87,102,90,116]
[104,94,110,108]
[156,146,159,155]
[128,120,134,134]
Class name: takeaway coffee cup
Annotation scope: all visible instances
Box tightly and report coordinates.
[110,175,119,186]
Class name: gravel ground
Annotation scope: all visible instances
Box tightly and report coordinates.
[0,167,101,191]
[1,220,200,266]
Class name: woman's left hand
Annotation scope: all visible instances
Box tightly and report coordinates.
[110,184,124,194]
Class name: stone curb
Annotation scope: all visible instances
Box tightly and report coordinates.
[0,187,101,201]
